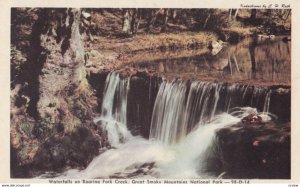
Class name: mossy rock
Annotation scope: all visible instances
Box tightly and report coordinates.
[63,117,81,133]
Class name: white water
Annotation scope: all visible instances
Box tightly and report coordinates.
[149,80,272,145]
[93,72,131,147]
[53,73,274,179]
[263,90,271,114]
[58,112,245,179]
[150,81,223,144]
[149,81,188,144]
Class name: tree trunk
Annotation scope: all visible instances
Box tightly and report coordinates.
[249,39,257,79]
[29,9,96,122]
[229,9,232,21]
[130,9,139,34]
[11,8,100,174]
[234,9,239,18]
[250,9,257,20]
[203,10,212,29]
[146,9,161,32]
[161,9,169,32]
[122,9,132,34]
[135,9,142,33]
[229,9,238,22]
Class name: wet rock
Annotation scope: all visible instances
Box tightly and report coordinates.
[269,88,291,122]
[12,126,102,176]
[127,74,161,138]
[241,113,263,124]
[216,121,290,179]
[110,162,156,179]
[275,87,290,94]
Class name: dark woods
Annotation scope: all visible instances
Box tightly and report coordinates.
[83,8,291,36]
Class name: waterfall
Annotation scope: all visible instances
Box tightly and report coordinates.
[94,74,272,146]
[149,80,223,144]
[57,109,253,179]
[94,72,131,147]
[51,75,275,179]
[263,90,271,114]
[149,81,188,144]
[150,80,272,144]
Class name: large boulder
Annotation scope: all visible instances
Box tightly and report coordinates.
[216,120,290,179]
[10,124,102,178]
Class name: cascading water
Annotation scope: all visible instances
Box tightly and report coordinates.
[57,108,259,179]
[263,90,271,114]
[149,81,223,144]
[149,81,188,144]
[93,72,131,147]
[149,80,272,144]
[52,74,274,179]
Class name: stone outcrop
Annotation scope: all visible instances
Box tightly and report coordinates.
[11,126,101,178]
[216,120,290,179]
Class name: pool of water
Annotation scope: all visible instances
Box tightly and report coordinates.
[123,36,291,85]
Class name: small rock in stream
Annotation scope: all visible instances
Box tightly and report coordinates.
[241,113,263,124]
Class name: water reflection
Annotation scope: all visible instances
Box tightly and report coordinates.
[126,36,291,85]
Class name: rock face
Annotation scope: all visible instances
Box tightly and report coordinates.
[127,73,161,137]
[216,120,290,179]
[88,71,161,138]
[241,113,262,124]
[31,127,100,173]
[11,127,101,178]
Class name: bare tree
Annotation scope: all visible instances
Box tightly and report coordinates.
[161,9,169,32]
[250,9,257,20]
[228,9,239,22]
[249,39,257,78]
[122,9,141,35]
[122,9,132,34]
[146,9,163,32]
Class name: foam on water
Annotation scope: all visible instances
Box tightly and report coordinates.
[49,73,275,179]
[93,72,131,147]
[57,110,258,179]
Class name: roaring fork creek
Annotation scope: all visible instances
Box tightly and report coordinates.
[36,37,291,179]
[39,71,287,179]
